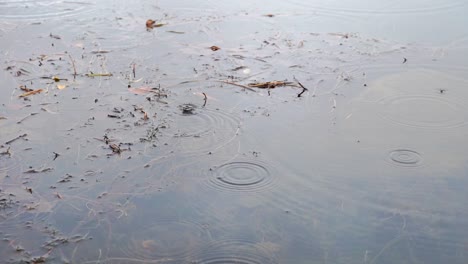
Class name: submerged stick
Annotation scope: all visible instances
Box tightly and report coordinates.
[68,54,77,79]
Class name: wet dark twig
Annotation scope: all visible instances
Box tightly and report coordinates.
[17,112,38,124]
[202,92,207,107]
[294,78,309,97]
[5,134,28,145]
[53,152,60,161]
[403,57,407,64]
[132,63,136,78]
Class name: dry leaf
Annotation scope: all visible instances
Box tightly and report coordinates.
[146,19,165,28]
[146,19,156,27]
[19,89,44,97]
[57,84,66,90]
[210,46,220,51]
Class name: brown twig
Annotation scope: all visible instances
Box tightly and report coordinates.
[68,54,77,79]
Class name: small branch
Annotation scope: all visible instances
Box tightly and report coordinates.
[5,134,28,145]
[17,112,38,124]
[53,152,60,161]
[202,92,207,107]
[132,63,136,79]
[294,77,309,97]
[68,54,77,79]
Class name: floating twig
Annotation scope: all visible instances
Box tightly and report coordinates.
[85,73,113,77]
[295,78,309,98]
[403,57,407,64]
[217,80,256,92]
[202,92,207,107]
[53,152,60,161]
[18,89,43,98]
[24,167,53,174]
[132,63,136,79]
[17,112,38,124]
[5,134,28,145]
[248,81,294,89]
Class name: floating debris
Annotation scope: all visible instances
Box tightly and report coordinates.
[179,103,197,115]
[248,81,294,89]
[24,168,53,174]
[85,72,113,77]
[146,19,165,28]
[18,89,44,97]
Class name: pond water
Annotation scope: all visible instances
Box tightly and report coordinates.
[1,0,468,263]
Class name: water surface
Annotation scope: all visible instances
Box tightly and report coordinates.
[1,0,468,263]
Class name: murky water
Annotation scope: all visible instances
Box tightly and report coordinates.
[1,0,468,263]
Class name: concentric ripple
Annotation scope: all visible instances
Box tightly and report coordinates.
[0,0,92,20]
[117,220,209,262]
[165,107,240,153]
[387,149,423,167]
[194,240,278,264]
[206,161,276,192]
[377,95,468,129]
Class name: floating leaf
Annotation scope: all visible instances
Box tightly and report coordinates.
[146,19,156,27]
[146,19,165,29]
[19,89,44,97]
[210,45,220,51]
[57,84,66,90]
